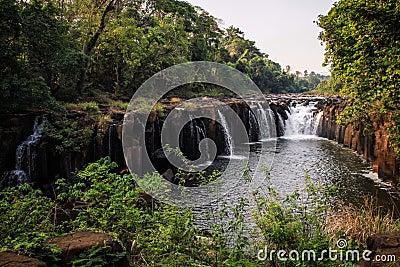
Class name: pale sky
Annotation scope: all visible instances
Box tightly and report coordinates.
[185,0,336,75]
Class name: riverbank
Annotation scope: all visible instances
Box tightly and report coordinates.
[1,157,400,266]
[316,97,400,184]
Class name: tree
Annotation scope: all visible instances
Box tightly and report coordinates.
[307,71,321,89]
[318,0,400,153]
[1,0,79,108]
[0,0,23,102]
[75,0,119,94]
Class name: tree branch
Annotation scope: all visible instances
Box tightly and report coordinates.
[76,0,118,95]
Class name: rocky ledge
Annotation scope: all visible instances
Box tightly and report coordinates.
[317,97,399,183]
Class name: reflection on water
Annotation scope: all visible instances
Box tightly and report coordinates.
[188,99,399,231]
[195,136,399,216]
[267,137,397,207]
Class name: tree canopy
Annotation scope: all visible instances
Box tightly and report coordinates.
[1,0,325,112]
[318,0,400,153]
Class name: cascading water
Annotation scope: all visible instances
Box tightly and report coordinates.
[283,101,322,136]
[267,109,276,138]
[195,120,210,162]
[188,116,208,159]
[195,121,207,148]
[255,103,276,140]
[108,123,118,161]
[276,112,285,136]
[248,109,259,142]
[217,110,233,155]
[8,115,47,184]
[195,97,398,232]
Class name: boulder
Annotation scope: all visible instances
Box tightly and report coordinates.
[47,231,128,267]
[359,233,400,266]
[0,251,47,267]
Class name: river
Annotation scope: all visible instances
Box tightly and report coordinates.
[192,100,399,228]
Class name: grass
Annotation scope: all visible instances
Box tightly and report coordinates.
[325,197,400,244]
[109,100,129,111]
[64,102,100,113]
[181,101,196,111]
[126,97,165,116]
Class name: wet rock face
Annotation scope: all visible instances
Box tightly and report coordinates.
[3,95,398,186]
[1,98,290,186]
[0,114,38,176]
[269,102,289,137]
[317,98,400,183]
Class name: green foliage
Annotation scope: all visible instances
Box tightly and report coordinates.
[0,157,259,265]
[53,158,204,265]
[109,100,129,111]
[70,244,126,267]
[318,0,400,155]
[0,184,61,263]
[44,116,94,153]
[65,102,100,114]
[309,77,342,95]
[2,0,329,113]
[56,158,145,241]
[0,0,81,110]
[1,158,397,266]
[253,173,339,266]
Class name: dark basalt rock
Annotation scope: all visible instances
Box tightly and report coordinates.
[317,99,400,183]
[2,95,399,186]
[0,114,38,177]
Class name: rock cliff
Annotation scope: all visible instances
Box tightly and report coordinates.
[317,97,400,183]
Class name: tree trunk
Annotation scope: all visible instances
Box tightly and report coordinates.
[76,0,117,95]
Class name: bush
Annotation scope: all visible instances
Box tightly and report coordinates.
[253,173,342,266]
[44,115,95,153]
[65,102,100,114]
[1,159,399,266]
[0,184,61,262]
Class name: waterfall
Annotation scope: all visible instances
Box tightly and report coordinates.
[248,109,259,142]
[8,115,47,184]
[195,120,209,160]
[108,123,118,161]
[217,110,233,155]
[195,121,207,147]
[189,116,196,144]
[256,103,276,140]
[267,109,276,138]
[185,116,208,159]
[284,102,323,136]
[277,112,285,136]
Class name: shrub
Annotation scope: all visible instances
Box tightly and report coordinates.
[1,159,398,266]
[253,173,340,266]
[325,197,400,245]
[109,100,129,111]
[0,184,61,262]
[65,102,100,114]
